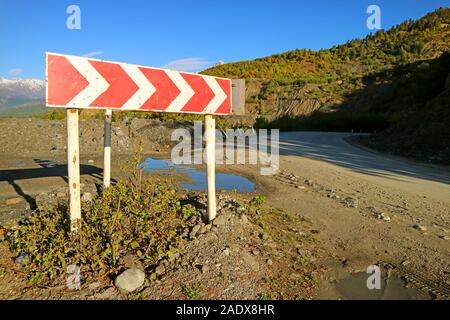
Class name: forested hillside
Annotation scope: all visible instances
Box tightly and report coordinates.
[202,8,450,163]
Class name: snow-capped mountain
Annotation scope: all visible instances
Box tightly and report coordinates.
[0,77,45,99]
[0,78,46,116]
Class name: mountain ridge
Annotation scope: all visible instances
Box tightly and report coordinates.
[0,77,45,116]
[0,77,44,100]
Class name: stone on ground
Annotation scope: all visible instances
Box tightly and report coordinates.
[114,268,145,292]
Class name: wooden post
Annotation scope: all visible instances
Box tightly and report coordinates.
[204,114,216,222]
[103,109,112,188]
[67,109,81,232]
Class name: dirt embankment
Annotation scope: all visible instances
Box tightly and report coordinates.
[0,117,177,225]
[0,117,177,160]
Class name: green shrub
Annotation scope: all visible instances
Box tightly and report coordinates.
[38,109,66,120]
[9,178,199,285]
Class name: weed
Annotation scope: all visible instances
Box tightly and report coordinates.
[294,255,310,268]
[181,282,202,300]
[256,293,273,300]
[247,195,266,219]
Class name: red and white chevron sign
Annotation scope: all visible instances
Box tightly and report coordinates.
[46,53,232,115]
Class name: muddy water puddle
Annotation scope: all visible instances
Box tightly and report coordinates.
[140,157,255,192]
[319,270,432,300]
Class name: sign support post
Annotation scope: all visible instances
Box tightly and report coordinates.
[103,109,112,189]
[205,114,216,222]
[67,108,81,232]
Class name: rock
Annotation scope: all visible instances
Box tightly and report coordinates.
[81,192,93,202]
[223,248,230,256]
[190,225,201,238]
[199,225,208,234]
[114,268,145,292]
[439,235,450,240]
[240,214,248,223]
[305,179,314,186]
[401,260,411,267]
[413,224,427,231]
[236,207,245,214]
[56,192,66,198]
[88,159,95,164]
[201,264,210,273]
[6,197,22,206]
[15,252,30,265]
[266,259,273,266]
[377,212,391,222]
[211,226,218,233]
[296,185,306,189]
[343,197,358,208]
[259,232,269,241]
[251,249,260,256]
[155,264,166,275]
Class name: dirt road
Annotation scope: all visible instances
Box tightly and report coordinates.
[279,131,450,201]
[243,131,450,298]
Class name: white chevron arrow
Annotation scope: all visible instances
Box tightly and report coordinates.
[164,70,195,112]
[120,64,156,110]
[203,76,227,113]
[65,55,109,108]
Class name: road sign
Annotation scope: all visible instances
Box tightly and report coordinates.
[45,52,242,229]
[46,52,232,115]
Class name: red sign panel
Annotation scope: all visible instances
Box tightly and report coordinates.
[46,53,232,115]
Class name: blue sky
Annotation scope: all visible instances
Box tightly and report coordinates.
[0,0,448,79]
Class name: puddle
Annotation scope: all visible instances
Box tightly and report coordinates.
[139,157,255,192]
[332,271,432,300]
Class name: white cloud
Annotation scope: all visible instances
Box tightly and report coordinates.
[163,57,212,72]
[83,51,104,58]
[8,68,22,77]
